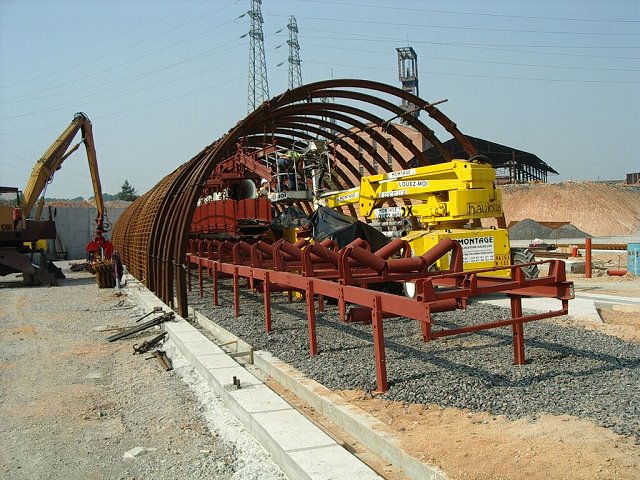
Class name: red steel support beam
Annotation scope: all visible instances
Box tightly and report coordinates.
[510,295,525,365]
[306,280,318,356]
[264,271,272,333]
[585,237,592,278]
[233,266,240,318]
[371,295,388,392]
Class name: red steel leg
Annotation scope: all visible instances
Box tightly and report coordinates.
[510,295,526,365]
[212,267,219,306]
[233,267,239,318]
[198,263,204,297]
[318,294,324,312]
[187,261,192,291]
[306,280,318,356]
[371,295,388,392]
[421,321,430,342]
[264,271,272,333]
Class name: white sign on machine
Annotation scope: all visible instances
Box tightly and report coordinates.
[458,236,495,263]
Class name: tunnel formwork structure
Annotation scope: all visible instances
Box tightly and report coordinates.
[112,79,479,317]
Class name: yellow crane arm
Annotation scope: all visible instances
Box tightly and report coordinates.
[321,160,503,226]
[81,117,106,224]
[20,112,106,224]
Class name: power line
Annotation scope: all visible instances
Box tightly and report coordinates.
[299,27,640,52]
[304,60,640,84]
[296,0,640,24]
[0,17,243,104]
[0,39,246,108]
[265,13,640,36]
[301,43,640,73]
[0,0,239,90]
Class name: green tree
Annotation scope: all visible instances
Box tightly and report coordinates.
[117,180,139,201]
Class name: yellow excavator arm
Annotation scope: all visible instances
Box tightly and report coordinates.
[21,112,106,223]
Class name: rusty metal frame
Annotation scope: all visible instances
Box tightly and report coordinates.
[186,237,573,392]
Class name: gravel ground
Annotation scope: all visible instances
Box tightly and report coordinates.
[0,264,286,480]
[189,277,640,443]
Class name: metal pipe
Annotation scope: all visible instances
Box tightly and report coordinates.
[585,237,592,278]
[373,238,407,259]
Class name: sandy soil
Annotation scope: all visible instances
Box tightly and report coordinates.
[336,390,639,480]
[326,273,640,480]
[498,183,640,237]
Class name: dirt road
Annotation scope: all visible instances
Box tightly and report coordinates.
[0,265,285,480]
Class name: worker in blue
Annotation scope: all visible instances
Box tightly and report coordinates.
[276,151,301,191]
[287,150,304,189]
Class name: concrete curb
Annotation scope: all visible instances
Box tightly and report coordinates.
[122,277,383,480]
[189,309,446,480]
[253,351,446,480]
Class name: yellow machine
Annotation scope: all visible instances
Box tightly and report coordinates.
[0,112,112,285]
[322,159,537,285]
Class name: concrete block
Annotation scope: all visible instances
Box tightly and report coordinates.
[286,444,381,480]
[183,340,224,357]
[229,384,293,414]
[251,409,335,454]
[168,329,209,347]
[226,384,294,428]
[165,320,199,333]
[204,364,262,390]
[198,353,242,371]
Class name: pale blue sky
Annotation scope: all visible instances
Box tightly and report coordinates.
[1,0,638,198]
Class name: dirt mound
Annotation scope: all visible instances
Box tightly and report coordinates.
[104,200,131,209]
[509,219,553,240]
[549,223,592,239]
[500,183,640,237]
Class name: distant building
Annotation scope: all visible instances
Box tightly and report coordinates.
[422,136,558,184]
[332,123,557,186]
[626,172,640,185]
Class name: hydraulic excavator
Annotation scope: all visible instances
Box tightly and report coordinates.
[0,112,112,285]
[320,157,538,295]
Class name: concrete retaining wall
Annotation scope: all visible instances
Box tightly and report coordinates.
[47,206,127,260]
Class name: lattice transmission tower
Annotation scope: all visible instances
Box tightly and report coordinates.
[287,16,302,89]
[396,47,419,124]
[247,0,269,112]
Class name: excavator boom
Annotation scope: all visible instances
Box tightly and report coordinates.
[21,112,106,224]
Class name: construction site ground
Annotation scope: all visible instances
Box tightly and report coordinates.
[0,264,286,480]
[330,268,640,480]
[1,255,639,479]
[3,175,640,480]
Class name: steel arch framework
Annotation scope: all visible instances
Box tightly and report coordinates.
[112,79,477,316]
